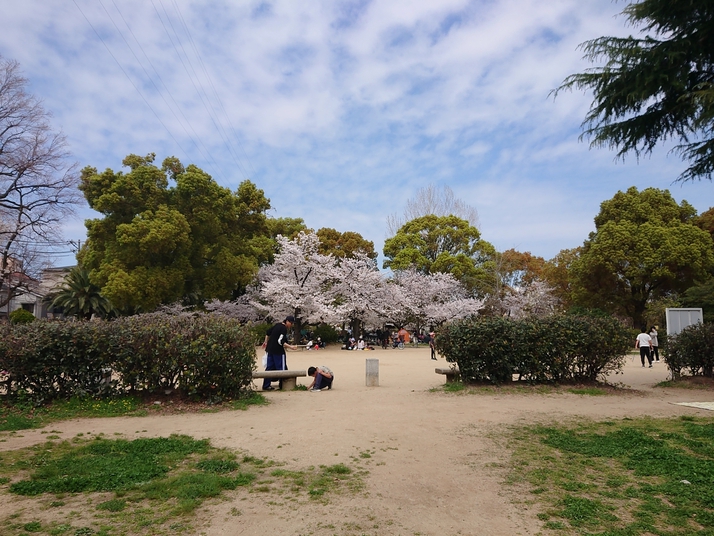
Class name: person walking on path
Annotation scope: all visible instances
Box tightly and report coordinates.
[261,315,298,390]
[649,326,660,362]
[635,327,653,368]
[307,365,334,392]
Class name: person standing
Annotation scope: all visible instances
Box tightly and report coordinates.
[635,327,653,368]
[261,315,298,390]
[429,330,437,360]
[649,326,660,362]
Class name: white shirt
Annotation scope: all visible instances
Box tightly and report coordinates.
[636,333,652,347]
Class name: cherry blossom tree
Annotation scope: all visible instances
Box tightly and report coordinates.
[204,233,484,339]
[204,297,261,322]
[389,268,483,331]
[331,252,392,336]
[502,279,560,320]
[248,231,338,338]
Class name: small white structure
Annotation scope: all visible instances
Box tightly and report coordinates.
[665,308,703,336]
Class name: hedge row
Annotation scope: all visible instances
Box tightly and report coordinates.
[435,315,631,384]
[0,313,256,404]
[665,322,714,379]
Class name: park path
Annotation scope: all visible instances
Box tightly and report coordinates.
[2,347,712,535]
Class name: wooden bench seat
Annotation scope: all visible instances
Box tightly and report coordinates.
[252,370,307,390]
[435,367,460,383]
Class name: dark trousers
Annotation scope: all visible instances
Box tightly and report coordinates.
[315,373,333,389]
[652,345,659,361]
[263,353,286,389]
[640,347,652,366]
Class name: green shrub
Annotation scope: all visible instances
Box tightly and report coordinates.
[436,315,630,384]
[9,308,35,324]
[666,323,714,379]
[0,313,255,404]
[1,320,112,403]
[109,313,255,400]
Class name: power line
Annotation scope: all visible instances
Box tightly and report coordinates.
[98,0,231,186]
[72,0,199,173]
[170,0,257,179]
[152,0,251,182]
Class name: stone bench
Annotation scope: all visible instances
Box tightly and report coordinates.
[435,367,460,383]
[252,370,307,390]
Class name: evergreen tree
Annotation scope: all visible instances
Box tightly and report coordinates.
[556,0,714,182]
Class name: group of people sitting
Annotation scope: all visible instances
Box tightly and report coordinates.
[305,337,326,350]
[342,336,375,350]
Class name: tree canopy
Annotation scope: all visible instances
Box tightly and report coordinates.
[316,227,376,260]
[570,186,714,326]
[383,214,496,294]
[556,0,714,182]
[78,154,273,312]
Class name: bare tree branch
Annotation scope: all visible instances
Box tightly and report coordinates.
[0,56,82,309]
[386,184,480,236]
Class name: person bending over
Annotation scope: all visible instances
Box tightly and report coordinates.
[307,366,333,392]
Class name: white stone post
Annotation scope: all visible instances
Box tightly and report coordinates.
[366,358,379,387]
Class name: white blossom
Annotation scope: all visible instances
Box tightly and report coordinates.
[503,279,560,319]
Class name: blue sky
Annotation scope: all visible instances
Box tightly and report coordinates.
[3,0,714,267]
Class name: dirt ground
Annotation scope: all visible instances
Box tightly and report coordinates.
[2,346,713,535]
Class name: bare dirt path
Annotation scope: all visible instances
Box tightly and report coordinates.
[2,347,712,535]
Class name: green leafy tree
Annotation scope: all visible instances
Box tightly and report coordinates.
[383,214,496,294]
[50,266,113,319]
[571,187,714,326]
[266,217,307,240]
[695,206,714,242]
[556,0,714,182]
[316,228,377,260]
[681,278,714,323]
[78,154,273,312]
[541,247,581,310]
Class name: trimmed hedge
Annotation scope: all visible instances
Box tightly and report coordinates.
[435,315,630,384]
[665,323,714,379]
[0,313,255,404]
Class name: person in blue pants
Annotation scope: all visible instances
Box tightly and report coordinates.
[261,315,297,390]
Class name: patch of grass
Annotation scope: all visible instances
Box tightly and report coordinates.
[22,521,42,532]
[656,376,714,390]
[442,381,466,393]
[10,435,209,495]
[196,458,240,474]
[0,391,268,432]
[566,387,608,396]
[0,414,39,432]
[1,435,362,535]
[508,415,714,535]
[96,499,126,512]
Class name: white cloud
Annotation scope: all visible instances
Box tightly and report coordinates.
[1,0,712,267]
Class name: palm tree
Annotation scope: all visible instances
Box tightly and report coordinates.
[50,267,113,320]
